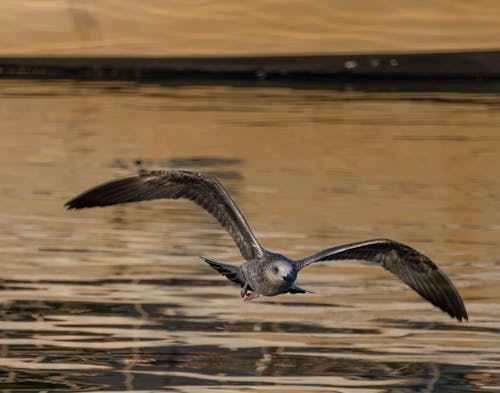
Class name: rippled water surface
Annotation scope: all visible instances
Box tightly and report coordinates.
[0,80,499,392]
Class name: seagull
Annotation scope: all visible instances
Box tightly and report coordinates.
[65,169,468,321]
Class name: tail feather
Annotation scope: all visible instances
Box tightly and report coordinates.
[201,257,244,286]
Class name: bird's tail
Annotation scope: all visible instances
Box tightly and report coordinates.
[201,257,244,286]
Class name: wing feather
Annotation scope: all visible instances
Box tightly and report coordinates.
[296,238,468,321]
[65,170,265,260]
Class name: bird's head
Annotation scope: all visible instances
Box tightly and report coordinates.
[241,256,297,296]
[265,259,296,289]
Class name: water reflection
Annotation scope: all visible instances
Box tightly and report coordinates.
[2,296,498,392]
[0,80,499,392]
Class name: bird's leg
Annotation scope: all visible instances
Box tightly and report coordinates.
[243,290,260,301]
[240,283,247,298]
[241,282,259,301]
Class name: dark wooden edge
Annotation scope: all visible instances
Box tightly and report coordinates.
[0,50,499,80]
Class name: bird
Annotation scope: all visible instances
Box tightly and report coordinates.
[65,169,468,321]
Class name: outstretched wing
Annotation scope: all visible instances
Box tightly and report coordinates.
[65,169,265,261]
[296,238,468,321]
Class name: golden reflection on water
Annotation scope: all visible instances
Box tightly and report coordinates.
[0,80,499,391]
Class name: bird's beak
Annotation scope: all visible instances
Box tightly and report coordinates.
[283,273,295,284]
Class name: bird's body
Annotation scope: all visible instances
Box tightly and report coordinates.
[240,253,299,298]
[66,169,468,321]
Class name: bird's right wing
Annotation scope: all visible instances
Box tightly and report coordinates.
[65,170,265,261]
[296,238,468,321]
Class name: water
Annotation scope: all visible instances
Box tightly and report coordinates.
[0,79,499,392]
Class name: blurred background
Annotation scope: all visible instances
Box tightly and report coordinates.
[0,1,499,392]
[1,0,500,56]
[1,0,500,78]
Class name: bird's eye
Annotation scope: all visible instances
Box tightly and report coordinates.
[272,266,279,274]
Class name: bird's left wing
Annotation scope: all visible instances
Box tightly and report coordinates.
[202,257,245,286]
[295,238,468,321]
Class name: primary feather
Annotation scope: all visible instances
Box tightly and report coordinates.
[297,238,467,321]
[65,170,265,261]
